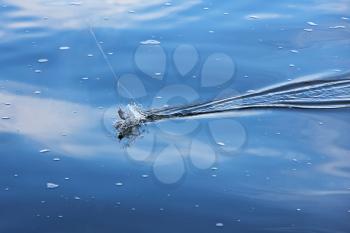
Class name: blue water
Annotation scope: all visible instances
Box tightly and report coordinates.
[1,0,350,232]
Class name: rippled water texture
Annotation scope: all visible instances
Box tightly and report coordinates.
[1,0,350,232]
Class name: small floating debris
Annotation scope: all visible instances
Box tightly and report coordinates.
[1,116,10,120]
[329,25,346,29]
[307,21,317,26]
[303,28,313,32]
[38,58,48,63]
[39,149,50,153]
[216,223,224,227]
[59,46,70,50]
[140,39,161,45]
[46,182,59,189]
[115,182,123,186]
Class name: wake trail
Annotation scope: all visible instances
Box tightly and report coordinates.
[115,75,350,140]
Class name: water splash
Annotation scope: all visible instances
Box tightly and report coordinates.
[115,76,350,140]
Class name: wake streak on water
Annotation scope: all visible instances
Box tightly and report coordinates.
[116,77,350,140]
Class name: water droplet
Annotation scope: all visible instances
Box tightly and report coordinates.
[34,91,41,94]
[140,39,161,45]
[46,182,59,189]
[59,46,70,50]
[329,25,346,29]
[115,182,123,186]
[307,21,317,26]
[53,158,60,161]
[303,28,313,32]
[34,69,42,73]
[74,196,81,200]
[216,223,224,227]
[38,58,48,63]
[39,149,50,153]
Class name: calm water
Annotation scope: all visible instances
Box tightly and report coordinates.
[1,0,350,232]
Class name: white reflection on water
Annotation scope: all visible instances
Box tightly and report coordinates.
[0,81,118,157]
[3,0,201,30]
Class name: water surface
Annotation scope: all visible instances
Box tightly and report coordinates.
[1,0,350,232]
